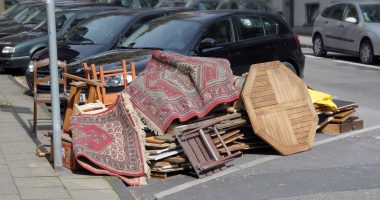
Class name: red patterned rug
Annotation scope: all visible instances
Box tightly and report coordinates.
[70,93,148,186]
[126,50,239,134]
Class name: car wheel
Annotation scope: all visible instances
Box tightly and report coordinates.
[360,40,374,64]
[283,62,297,75]
[313,35,327,57]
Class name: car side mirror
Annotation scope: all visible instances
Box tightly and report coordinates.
[199,38,217,49]
[345,17,358,24]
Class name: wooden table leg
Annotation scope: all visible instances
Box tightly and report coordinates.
[86,85,97,104]
[63,81,85,133]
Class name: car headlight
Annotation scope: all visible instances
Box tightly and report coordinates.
[27,61,34,73]
[105,74,133,87]
[2,46,15,54]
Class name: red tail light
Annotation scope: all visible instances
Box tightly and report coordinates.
[294,34,300,46]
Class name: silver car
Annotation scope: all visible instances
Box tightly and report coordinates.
[312,1,380,64]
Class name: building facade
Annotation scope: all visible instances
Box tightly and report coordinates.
[270,0,336,35]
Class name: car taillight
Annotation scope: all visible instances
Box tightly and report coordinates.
[294,34,300,46]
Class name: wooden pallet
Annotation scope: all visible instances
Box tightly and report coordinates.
[241,61,318,155]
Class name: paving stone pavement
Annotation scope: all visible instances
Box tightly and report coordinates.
[0,75,121,200]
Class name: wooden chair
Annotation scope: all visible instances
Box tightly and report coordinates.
[33,59,68,134]
[83,60,136,106]
[61,73,105,133]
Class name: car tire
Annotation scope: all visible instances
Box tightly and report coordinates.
[313,35,327,57]
[283,62,297,75]
[359,40,375,64]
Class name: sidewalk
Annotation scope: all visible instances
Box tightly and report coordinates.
[0,74,120,200]
[299,35,313,49]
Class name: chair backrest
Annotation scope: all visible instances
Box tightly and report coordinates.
[83,59,136,106]
[33,59,67,96]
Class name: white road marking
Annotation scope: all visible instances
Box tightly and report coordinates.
[154,124,380,199]
[333,60,380,70]
[305,54,380,70]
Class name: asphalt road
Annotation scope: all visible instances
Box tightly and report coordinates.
[120,49,380,200]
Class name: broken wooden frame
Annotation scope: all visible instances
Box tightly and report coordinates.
[175,114,241,178]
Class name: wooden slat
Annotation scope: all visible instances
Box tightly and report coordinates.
[253,85,273,93]
[254,80,270,87]
[253,99,278,108]
[193,137,214,176]
[251,90,275,98]
[253,94,277,103]
[288,111,311,119]
[290,116,315,125]
[332,110,355,118]
[287,106,310,115]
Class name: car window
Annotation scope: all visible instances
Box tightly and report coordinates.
[200,19,233,45]
[121,19,201,51]
[236,16,265,40]
[125,14,165,37]
[34,12,75,32]
[360,4,380,23]
[326,4,346,20]
[66,15,131,45]
[343,4,359,21]
[262,17,278,36]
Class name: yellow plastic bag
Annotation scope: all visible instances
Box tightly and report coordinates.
[308,89,337,110]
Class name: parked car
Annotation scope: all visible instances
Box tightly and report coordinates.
[26,8,192,91]
[29,10,304,93]
[0,1,104,33]
[0,6,122,71]
[312,1,380,64]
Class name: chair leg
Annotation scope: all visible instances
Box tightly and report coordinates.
[33,101,37,135]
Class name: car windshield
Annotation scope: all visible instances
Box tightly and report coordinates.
[3,3,28,18]
[65,15,131,45]
[34,12,74,32]
[360,4,380,23]
[24,9,47,25]
[13,6,42,23]
[120,19,201,51]
[219,0,276,12]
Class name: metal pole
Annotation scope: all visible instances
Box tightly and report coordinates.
[46,0,63,172]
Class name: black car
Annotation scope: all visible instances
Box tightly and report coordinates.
[0,6,122,71]
[0,1,117,36]
[26,8,192,91]
[29,10,304,92]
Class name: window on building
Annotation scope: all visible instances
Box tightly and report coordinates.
[306,3,319,24]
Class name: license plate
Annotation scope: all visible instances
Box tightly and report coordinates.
[79,93,86,103]
[37,79,50,86]
[65,93,86,103]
